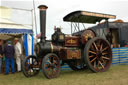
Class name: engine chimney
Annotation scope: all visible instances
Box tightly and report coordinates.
[38,5,48,43]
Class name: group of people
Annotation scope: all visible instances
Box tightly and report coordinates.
[0,38,22,75]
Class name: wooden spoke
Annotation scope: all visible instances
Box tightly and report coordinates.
[102,52,108,55]
[100,44,103,51]
[91,45,94,49]
[89,55,94,58]
[89,50,96,54]
[85,38,112,72]
[97,40,101,49]
[53,60,57,64]
[102,56,110,60]
[102,47,108,52]
[22,56,40,77]
[48,60,52,64]
[42,53,60,79]
[101,57,106,64]
[93,42,99,51]
[99,61,104,69]
[90,57,97,63]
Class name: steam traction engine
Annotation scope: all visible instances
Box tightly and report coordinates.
[22,5,116,79]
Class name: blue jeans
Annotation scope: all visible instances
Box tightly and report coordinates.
[0,58,2,73]
[5,57,15,74]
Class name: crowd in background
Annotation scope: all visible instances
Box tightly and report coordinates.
[0,38,22,75]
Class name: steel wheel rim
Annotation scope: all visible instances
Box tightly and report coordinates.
[86,38,112,72]
[24,56,40,77]
[42,54,60,78]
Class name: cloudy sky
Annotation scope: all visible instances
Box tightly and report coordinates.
[0,0,128,39]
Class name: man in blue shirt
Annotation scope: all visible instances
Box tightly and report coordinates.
[4,41,15,75]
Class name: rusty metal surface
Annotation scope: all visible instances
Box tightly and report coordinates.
[81,29,96,44]
[67,49,81,59]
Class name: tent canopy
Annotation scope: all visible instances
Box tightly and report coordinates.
[0,34,13,40]
[63,11,116,24]
[0,18,33,34]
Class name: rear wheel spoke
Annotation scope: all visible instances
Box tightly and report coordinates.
[102,56,110,60]
[102,47,108,52]
[100,44,103,51]
[99,61,104,69]
[102,52,108,55]
[97,61,100,69]
[93,42,99,51]
[90,57,97,63]
[89,50,96,54]
[101,57,106,64]
[89,55,94,58]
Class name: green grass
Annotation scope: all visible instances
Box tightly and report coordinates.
[0,65,128,85]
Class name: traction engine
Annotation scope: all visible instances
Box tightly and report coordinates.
[22,5,116,79]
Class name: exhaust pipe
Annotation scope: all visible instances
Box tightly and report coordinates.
[38,5,48,43]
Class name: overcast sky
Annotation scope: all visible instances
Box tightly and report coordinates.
[0,0,128,39]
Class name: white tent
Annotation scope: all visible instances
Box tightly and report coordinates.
[0,18,33,35]
[0,18,34,56]
[0,5,34,56]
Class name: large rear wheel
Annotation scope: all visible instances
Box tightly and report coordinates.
[84,37,112,72]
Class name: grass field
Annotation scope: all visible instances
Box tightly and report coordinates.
[0,65,128,85]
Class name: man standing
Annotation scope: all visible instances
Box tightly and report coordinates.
[14,38,22,72]
[4,41,15,75]
[0,39,3,74]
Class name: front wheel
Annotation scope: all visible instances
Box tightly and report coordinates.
[22,55,40,77]
[42,53,60,79]
[84,37,112,72]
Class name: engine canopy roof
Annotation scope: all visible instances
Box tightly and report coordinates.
[63,11,116,24]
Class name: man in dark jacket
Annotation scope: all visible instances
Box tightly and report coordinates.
[4,41,15,75]
[0,39,3,74]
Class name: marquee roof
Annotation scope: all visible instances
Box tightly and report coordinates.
[0,18,33,34]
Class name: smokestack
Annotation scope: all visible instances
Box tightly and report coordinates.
[38,5,48,43]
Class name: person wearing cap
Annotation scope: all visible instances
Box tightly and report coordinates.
[4,41,15,75]
[0,39,4,74]
[14,38,22,72]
